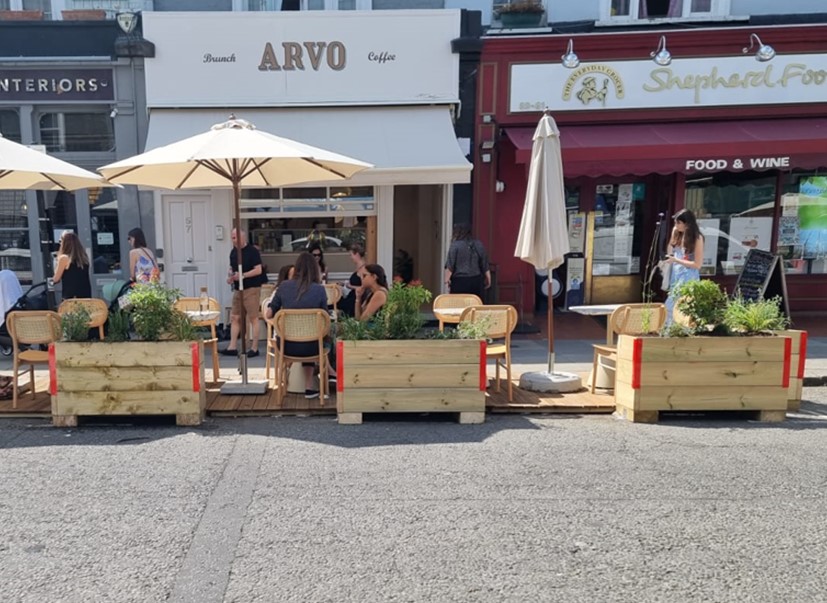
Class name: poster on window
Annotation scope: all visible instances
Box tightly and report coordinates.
[697,218,720,276]
[568,212,585,253]
[799,176,827,258]
[564,257,585,309]
[777,216,800,247]
[727,217,772,266]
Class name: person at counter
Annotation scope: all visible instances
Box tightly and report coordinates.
[222,228,267,358]
[664,209,704,326]
[266,251,328,399]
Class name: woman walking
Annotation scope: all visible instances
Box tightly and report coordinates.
[664,209,704,326]
[52,231,91,300]
[443,224,491,299]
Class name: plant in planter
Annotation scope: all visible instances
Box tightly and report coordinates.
[336,280,487,424]
[615,281,794,424]
[61,306,93,342]
[51,281,206,427]
[496,0,545,27]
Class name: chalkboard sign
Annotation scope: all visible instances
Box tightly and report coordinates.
[733,249,790,318]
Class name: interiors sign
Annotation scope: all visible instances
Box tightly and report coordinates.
[510,54,827,112]
[0,69,114,102]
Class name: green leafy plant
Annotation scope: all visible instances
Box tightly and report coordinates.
[496,0,545,14]
[126,282,192,341]
[61,306,92,342]
[336,316,386,341]
[723,295,789,335]
[456,315,493,341]
[105,309,131,342]
[169,310,198,341]
[380,279,433,340]
[673,279,728,334]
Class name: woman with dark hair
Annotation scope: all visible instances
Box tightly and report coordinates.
[52,231,92,299]
[339,242,366,318]
[266,252,328,399]
[127,227,157,283]
[443,223,491,299]
[276,264,295,286]
[356,263,389,322]
[664,208,705,325]
[307,242,328,283]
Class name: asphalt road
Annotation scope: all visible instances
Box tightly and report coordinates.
[1,390,827,603]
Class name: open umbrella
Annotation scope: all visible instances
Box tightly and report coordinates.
[98,116,372,394]
[0,133,109,190]
[513,112,581,392]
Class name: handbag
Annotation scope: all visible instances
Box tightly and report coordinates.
[658,259,672,292]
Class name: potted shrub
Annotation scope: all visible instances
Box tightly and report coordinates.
[50,282,207,427]
[496,0,545,28]
[335,280,487,424]
[614,281,795,423]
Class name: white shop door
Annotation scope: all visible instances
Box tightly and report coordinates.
[163,194,211,298]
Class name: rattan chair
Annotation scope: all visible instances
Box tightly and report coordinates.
[6,310,62,409]
[459,304,518,402]
[433,293,483,332]
[590,303,667,394]
[57,298,108,339]
[173,297,221,383]
[271,309,331,405]
[259,283,276,317]
[324,284,341,319]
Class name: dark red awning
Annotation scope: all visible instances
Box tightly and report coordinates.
[505,118,827,177]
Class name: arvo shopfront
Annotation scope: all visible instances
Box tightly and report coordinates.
[141,11,471,303]
[478,25,827,312]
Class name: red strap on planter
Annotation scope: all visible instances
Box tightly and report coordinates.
[631,338,643,390]
[48,343,57,396]
[798,331,808,379]
[782,337,791,389]
[479,340,488,391]
[191,342,200,393]
[336,340,344,393]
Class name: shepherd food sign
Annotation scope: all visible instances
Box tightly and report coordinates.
[142,11,460,107]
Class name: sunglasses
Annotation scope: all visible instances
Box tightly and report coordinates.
[312,253,322,258]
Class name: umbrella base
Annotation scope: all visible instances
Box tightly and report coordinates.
[519,371,582,393]
[220,380,268,395]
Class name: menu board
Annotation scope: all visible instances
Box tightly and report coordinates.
[733,249,790,318]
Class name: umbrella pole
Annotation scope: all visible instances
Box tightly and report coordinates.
[547,270,555,374]
[233,178,249,385]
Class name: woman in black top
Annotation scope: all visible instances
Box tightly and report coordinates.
[339,243,365,318]
[443,224,491,299]
[52,231,92,300]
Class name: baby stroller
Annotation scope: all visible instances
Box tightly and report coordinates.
[102,279,133,314]
[0,271,50,357]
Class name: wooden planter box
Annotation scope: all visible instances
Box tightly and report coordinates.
[614,334,792,423]
[778,330,807,411]
[336,339,487,424]
[50,341,206,427]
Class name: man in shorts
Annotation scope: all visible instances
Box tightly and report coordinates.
[222,228,266,357]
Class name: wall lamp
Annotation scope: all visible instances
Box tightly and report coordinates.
[650,35,672,66]
[743,33,775,62]
[561,39,580,69]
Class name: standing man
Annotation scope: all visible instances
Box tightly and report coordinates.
[222,228,266,357]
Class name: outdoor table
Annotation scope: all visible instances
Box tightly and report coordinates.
[568,303,623,391]
[184,310,221,324]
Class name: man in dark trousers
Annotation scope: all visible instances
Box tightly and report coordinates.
[222,228,267,357]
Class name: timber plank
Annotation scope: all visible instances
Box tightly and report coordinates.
[635,386,788,411]
[343,364,479,389]
[617,358,784,387]
[627,336,788,363]
[341,388,484,413]
[54,341,196,368]
[54,391,202,416]
[342,340,481,365]
[56,367,193,392]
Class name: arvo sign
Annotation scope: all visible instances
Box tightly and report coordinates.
[686,157,791,172]
[258,41,347,71]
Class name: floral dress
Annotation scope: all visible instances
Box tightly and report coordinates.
[665,246,700,326]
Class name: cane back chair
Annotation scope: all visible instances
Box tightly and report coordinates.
[6,310,62,408]
[271,309,331,405]
[57,298,108,340]
[459,304,518,402]
[433,293,483,332]
[173,297,221,383]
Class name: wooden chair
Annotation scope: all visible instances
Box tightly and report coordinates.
[324,284,341,319]
[460,304,518,402]
[6,310,62,409]
[272,309,331,405]
[173,297,221,383]
[259,283,276,317]
[57,298,108,339]
[590,303,667,394]
[433,293,483,332]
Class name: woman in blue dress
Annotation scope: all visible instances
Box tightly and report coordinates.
[664,209,705,326]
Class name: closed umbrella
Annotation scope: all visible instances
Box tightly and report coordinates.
[99,116,372,394]
[0,133,109,191]
[514,113,580,392]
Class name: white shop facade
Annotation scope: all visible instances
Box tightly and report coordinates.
[141,10,471,305]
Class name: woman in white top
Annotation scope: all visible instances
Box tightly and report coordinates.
[128,228,157,283]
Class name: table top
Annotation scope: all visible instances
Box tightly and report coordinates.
[184,310,220,322]
[568,304,623,316]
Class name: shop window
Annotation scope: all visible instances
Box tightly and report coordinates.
[684,172,776,277]
[0,110,21,143]
[602,0,729,22]
[89,187,122,275]
[591,182,645,276]
[38,111,115,153]
[302,0,371,9]
[0,190,32,284]
[777,174,827,275]
[240,185,376,217]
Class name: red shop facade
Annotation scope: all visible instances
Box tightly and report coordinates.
[474,24,827,316]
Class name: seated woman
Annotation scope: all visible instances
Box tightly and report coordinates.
[356,264,389,322]
[266,252,327,399]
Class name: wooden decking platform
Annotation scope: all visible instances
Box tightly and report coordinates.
[0,377,51,417]
[485,379,615,414]
[206,381,336,416]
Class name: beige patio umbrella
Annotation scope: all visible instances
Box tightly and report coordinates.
[0,133,110,190]
[98,116,372,394]
[513,112,580,392]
